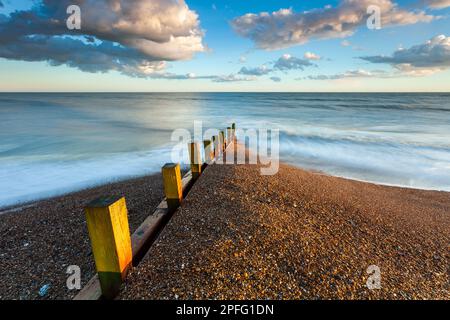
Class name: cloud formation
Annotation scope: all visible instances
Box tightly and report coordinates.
[273,54,315,71]
[424,0,450,9]
[239,65,272,76]
[360,35,450,75]
[304,52,321,60]
[212,74,256,82]
[231,0,435,50]
[307,35,450,80]
[237,53,316,81]
[0,0,205,77]
[307,69,389,80]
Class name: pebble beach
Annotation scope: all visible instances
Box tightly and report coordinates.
[0,153,449,300]
[119,159,449,300]
[0,175,165,300]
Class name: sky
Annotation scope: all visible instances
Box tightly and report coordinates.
[0,0,449,92]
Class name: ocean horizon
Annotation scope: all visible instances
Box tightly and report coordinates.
[1,92,450,208]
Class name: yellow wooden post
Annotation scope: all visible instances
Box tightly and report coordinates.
[203,140,213,164]
[85,196,132,299]
[220,130,226,152]
[212,135,219,158]
[188,142,202,179]
[162,163,183,211]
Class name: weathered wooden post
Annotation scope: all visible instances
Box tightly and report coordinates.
[220,130,226,152]
[212,135,219,158]
[162,163,183,211]
[188,142,202,179]
[203,140,213,164]
[85,196,132,299]
[231,123,236,141]
[227,127,233,144]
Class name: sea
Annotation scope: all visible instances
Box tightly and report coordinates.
[1,92,449,207]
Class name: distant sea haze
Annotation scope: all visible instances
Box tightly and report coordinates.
[0,92,449,207]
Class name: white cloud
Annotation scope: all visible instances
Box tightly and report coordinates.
[273,54,316,70]
[212,74,257,82]
[424,0,450,9]
[0,0,205,76]
[239,65,272,76]
[237,53,316,78]
[309,35,450,80]
[304,52,321,60]
[231,0,435,50]
[360,34,450,75]
[307,69,390,80]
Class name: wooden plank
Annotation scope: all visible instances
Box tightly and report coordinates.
[73,275,101,300]
[74,169,196,300]
[131,205,168,264]
[74,126,233,300]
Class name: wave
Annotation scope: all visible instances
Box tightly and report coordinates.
[0,147,178,208]
[1,92,450,208]
[277,132,450,191]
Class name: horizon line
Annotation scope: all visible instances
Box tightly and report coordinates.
[0,91,449,94]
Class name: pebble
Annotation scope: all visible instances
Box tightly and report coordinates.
[0,173,167,299]
[118,151,450,300]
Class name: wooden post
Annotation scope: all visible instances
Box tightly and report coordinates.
[231,123,236,141]
[162,163,183,211]
[212,135,219,158]
[227,127,232,144]
[188,142,202,179]
[85,196,132,299]
[203,140,213,163]
[220,130,226,152]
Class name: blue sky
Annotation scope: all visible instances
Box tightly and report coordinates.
[0,0,449,91]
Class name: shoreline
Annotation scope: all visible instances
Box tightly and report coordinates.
[1,163,449,214]
[0,160,449,299]
[0,172,167,214]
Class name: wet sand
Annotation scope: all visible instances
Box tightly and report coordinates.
[119,161,449,300]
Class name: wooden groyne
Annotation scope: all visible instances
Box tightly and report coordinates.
[74,124,236,300]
